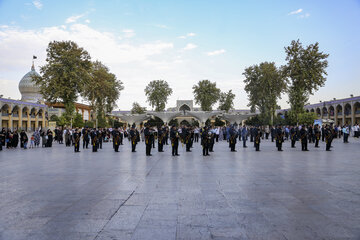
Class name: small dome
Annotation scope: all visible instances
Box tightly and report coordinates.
[19,63,43,103]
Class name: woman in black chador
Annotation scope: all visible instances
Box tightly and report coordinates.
[46,129,53,147]
[13,130,19,148]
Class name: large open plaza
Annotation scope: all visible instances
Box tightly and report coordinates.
[1,1,360,239]
[0,138,359,240]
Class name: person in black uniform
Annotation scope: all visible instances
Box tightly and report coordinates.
[209,128,215,152]
[144,123,152,156]
[190,127,195,148]
[170,125,180,156]
[73,129,81,152]
[98,128,104,149]
[290,126,297,148]
[201,126,210,156]
[152,127,156,149]
[270,126,276,142]
[90,129,99,152]
[275,126,284,151]
[325,125,333,151]
[130,125,137,152]
[0,128,5,151]
[165,126,169,145]
[150,126,155,149]
[314,124,321,148]
[308,125,314,143]
[249,126,254,143]
[82,128,89,149]
[113,128,120,152]
[300,125,309,151]
[254,126,261,151]
[321,125,325,142]
[184,126,192,152]
[157,126,164,152]
[229,125,237,152]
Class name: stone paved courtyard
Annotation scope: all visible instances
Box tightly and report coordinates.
[0,137,360,240]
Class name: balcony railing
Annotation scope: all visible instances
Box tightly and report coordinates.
[1,112,9,116]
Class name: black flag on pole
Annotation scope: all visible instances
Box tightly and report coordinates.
[33,55,37,59]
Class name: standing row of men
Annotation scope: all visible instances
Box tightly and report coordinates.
[69,124,340,155]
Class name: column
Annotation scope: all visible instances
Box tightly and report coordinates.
[82,109,84,120]
[35,111,39,130]
[320,108,323,119]
[342,103,345,125]
[334,106,338,125]
[0,111,2,129]
[18,105,23,131]
[351,102,355,126]
[42,109,45,128]
[326,106,330,119]
[8,105,13,130]
[27,112,31,131]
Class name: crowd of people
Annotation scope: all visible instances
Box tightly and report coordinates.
[1,123,359,154]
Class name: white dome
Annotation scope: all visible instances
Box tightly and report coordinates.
[19,64,43,103]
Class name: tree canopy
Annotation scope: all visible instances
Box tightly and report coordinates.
[218,90,235,112]
[82,60,124,118]
[72,113,84,128]
[144,80,173,111]
[192,80,220,111]
[243,62,287,125]
[131,102,147,114]
[33,40,92,118]
[284,39,329,121]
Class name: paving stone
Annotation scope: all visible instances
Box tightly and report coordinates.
[0,138,359,239]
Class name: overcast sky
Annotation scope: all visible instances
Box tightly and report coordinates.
[0,0,359,110]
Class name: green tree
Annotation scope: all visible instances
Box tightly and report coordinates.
[131,102,147,114]
[284,40,329,121]
[218,90,235,112]
[33,40,92,120]
[168,119,179,127]
[214,117,225,126]
[147,117,164,127]
[192,80,220,111]
[298,112,317,125]
[58,115,70,126]
[96,115,108,128]
[243,62,287,125]
[49,115,59,122]
[244,114,268,126]
[83,61,124,121]
[113,120,123,128]
[144,80,173,111]
[72,113,84,128]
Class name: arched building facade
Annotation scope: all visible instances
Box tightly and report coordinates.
[0,98,47,131]
[276,96,360,126]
